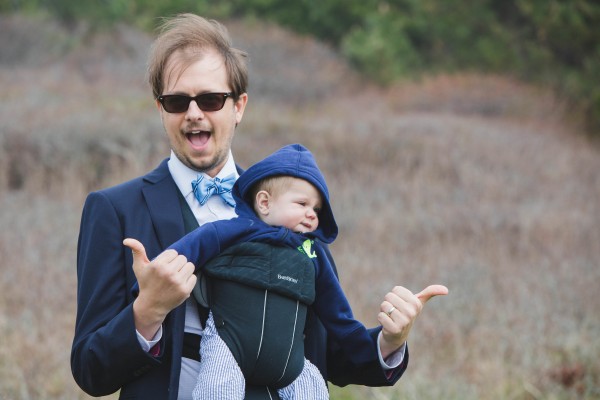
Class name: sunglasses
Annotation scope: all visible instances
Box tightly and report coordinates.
[157,92,233,113]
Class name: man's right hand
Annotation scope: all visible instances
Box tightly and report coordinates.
[123,238,197,340]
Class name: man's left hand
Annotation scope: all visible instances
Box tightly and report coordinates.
[378,284,449,358]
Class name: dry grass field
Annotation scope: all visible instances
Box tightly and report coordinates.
[1,13,599,400]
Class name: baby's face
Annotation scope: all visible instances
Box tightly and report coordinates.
[262,178,322,233]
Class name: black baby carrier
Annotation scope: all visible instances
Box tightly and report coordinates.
[193,241,316,388]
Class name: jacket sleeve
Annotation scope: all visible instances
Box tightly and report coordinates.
[70,191,164,396]
[167,224,222,267]
[168,218,257,270]
[326,327,409,387]
[313,245,408,387]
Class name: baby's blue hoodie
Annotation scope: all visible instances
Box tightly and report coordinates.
[169,144,379,366]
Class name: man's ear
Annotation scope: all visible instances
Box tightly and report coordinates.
[255,190,271,216]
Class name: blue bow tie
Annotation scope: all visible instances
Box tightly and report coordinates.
[191,173,236,207]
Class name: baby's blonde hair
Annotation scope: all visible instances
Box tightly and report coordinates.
[249,175,297,207]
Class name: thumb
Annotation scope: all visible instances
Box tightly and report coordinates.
[123,238,150,265]
[416,284,449,305]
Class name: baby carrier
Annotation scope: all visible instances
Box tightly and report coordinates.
[193,241,316,388]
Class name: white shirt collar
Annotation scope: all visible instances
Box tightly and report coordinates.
[168,150,238,197]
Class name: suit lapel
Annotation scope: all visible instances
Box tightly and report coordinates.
[141,159,186,249]
[140,159,189,399]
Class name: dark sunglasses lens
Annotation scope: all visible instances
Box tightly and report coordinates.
[160,93,230,113]
[197,93,227,111]
[159,93,230,113]
[162,96,190,113]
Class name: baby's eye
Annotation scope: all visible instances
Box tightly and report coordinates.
[314,207,321,213]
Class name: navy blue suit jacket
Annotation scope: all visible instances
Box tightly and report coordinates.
[71,158,407,399]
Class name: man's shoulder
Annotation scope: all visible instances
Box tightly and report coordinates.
[92,158,172,198]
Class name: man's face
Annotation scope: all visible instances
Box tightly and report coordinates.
[157,48,248,177]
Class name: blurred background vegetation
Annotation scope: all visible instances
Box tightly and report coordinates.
[2,0,599,136]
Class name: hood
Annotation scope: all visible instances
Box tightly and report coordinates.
[233,144,338,243]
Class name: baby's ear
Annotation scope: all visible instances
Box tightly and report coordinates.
[255,190,271,215]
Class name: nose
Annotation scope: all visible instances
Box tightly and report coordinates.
[306,208,317,219]
[185,99,205,120]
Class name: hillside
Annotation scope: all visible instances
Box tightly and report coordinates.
[1,13,599,399]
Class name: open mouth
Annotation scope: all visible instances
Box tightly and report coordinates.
[187,131,211,149]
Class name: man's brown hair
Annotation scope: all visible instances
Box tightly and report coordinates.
[147,13,248,100]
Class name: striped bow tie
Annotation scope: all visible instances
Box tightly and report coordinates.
[191,173,236,207]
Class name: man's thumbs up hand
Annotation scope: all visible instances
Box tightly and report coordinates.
[378,284,448,358]
[123,238,197,340]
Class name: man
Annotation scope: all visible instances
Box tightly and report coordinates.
[71,13,447,400]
